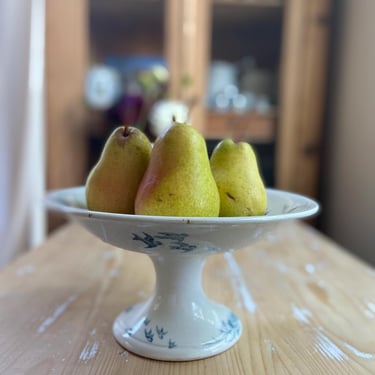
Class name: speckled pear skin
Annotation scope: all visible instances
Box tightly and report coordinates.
[86,126,152,214]
[210,139,267,217]
[135,123,220,217]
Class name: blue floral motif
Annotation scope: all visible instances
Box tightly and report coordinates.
[132,233,162,248]
[202,312,241,347]
[156,325,168,339]
[132,232,197,252]
[144,328,154,342]
[137,318,176,348]
[168,339,177,349]
[125,327,134,337]
[155,232,195,251]
[124,305,134,313]
[144,318,151,326]
[220,312,240,340]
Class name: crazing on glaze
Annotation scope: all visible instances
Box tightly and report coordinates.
[224,252,257,314]
[37,295,77,334]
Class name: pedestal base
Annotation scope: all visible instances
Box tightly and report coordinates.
[113,253,243,361]
[113,298,242,361]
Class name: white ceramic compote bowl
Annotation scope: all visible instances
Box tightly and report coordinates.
[46,186,319,361]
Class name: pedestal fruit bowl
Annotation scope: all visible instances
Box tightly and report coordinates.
[46,186,319,361]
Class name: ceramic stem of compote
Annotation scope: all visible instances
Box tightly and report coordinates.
[151,253,206,312]
[112,251,242,361]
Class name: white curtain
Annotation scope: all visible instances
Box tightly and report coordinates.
[0,0,46,267]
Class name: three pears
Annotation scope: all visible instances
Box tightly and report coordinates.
[86,126,152,214]
[86,123,267,217]
[210,139,267,217]
[135,122,220,217]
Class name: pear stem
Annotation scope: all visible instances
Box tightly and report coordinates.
[123,125,130,137]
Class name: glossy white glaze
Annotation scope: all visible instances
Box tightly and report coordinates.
[46,186,319,361]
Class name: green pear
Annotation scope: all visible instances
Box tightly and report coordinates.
[135,122,220,217]
[86,125,152,214]
[210,139,267,216]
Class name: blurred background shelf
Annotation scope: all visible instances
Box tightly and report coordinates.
[203,110,276,143]
[46,0,331,208]
[213,0,282,6]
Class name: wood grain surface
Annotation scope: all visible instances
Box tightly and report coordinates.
[0,221,374,374]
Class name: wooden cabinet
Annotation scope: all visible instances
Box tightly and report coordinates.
[45,0,331,201]
[164,0,331,198]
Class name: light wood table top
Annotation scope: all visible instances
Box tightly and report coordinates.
[0,221,374,374]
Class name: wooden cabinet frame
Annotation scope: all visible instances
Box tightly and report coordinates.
[45,0,89,230]
[277,0,331,198]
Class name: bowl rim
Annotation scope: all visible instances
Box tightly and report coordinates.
[45,186,320,225]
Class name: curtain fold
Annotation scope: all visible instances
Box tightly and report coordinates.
[0,0,46,267]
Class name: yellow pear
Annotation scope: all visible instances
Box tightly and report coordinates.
[210,139,267,216]
[86,126,152,214]
[135,122,220,217]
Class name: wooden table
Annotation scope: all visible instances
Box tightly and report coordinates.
[1,221,374,374]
